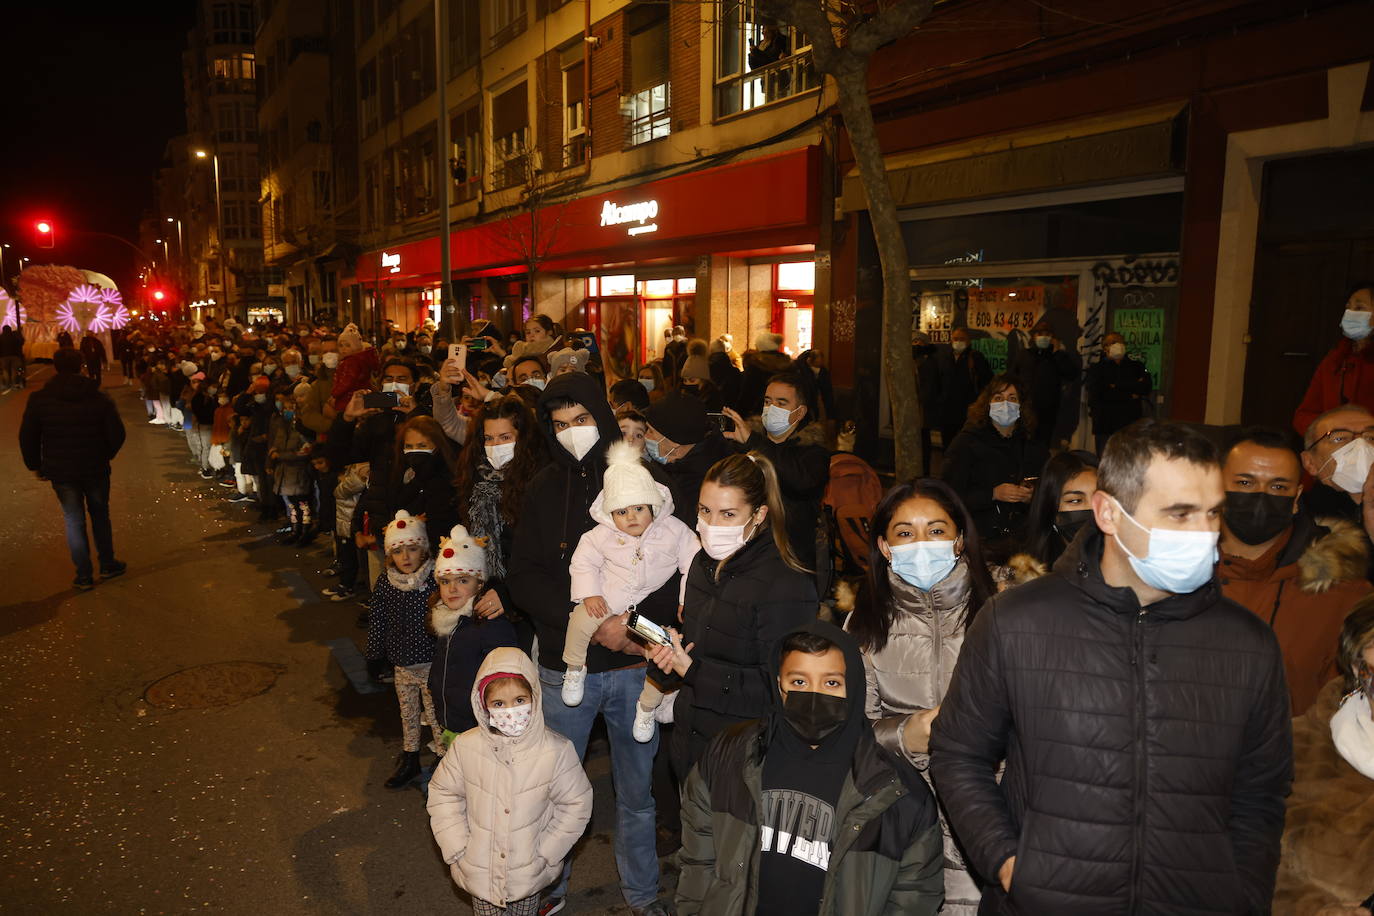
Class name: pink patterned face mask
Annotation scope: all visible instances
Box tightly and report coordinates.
[487,704,532,737]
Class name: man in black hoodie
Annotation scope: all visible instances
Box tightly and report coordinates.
[677,620,943,915]
[507,371,677,916]
[19,347,127,590]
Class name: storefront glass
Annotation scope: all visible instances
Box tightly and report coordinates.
[586,274,696,382]
[773,260,815,353]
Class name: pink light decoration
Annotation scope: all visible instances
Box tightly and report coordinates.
[99,287,129,328]
[55,301,81,333]
[0,288,24,329]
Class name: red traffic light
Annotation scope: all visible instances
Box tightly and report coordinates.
[35,219,55,248]
[36,221,51,233]
[152,289,166,301]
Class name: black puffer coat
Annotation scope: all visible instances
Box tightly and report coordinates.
[19,372,126,481]
[673,534,818,779]
[940,422,1048,544]
[930,528,1293,915]
[508,372,678,673]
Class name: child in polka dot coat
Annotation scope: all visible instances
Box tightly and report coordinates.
[366,509,440,789]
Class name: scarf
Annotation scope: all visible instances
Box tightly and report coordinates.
[1331,674,1374,781]
[428,596,474,638]
[386,557,435,592]
[468,463,507,580]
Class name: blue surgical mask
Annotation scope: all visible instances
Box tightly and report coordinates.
[762,404,795,437]
[989,401,1020,427]
[1109,496,1219,594]
[525,377,546,391]
[282,409,295,420]
[1341,309,1372,340]
[639,378,655,393]
[492,371,508,389]
[888,541,958,591]
[645,436,676,464]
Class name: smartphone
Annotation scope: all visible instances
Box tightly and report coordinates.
[627,612,673,649]
[707,411,735,433]
[1021,477,1039,487]
[466,337,488,351]
[449,343,467,372]
[363,390,399,410]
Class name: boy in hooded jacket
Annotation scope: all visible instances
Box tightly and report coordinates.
[560,440,700,743]
[427,648,593,916]
[676,621,944,916]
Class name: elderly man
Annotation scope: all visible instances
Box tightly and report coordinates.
[1299,403,1374,543]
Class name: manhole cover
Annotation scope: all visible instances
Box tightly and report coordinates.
[143,661,285,710]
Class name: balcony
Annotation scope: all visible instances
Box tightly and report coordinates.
[563,134,590,169]
[715,53,820,119]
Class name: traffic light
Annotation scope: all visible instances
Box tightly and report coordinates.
[152,289,166,301]
[35,219,54,248]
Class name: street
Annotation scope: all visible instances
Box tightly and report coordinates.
[0,369,653,915]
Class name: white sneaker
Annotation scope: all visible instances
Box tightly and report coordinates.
[654,691,677,725]
[632,703,657,743]
[561,666,587,706]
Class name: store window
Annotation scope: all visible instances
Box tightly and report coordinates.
[624,6,670,146]
[586,274,696,381]
[715,1,819,117]
[773,260,815,354]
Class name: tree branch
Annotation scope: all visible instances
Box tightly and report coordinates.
[848,0,934,57]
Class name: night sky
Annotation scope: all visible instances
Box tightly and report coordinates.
[0,6,197,293]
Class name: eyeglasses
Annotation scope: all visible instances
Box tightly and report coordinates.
[1310,427,1374,449]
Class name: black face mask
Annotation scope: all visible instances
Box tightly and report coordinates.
[403,450,434,470]
[1224,491,1296,546]
[781,690,848,744]
[1054,509,1094,542]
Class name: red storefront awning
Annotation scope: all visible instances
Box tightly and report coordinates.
[357,145,819,288]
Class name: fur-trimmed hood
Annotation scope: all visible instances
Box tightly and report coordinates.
[1004,553,1049,588]
[1295,516,1368,593]
[745,414,828,447]
[741,348,793,376]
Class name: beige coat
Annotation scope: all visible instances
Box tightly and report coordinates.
[426,648,592,906]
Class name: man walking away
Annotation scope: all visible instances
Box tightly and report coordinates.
[80,330,107,386]
[19,347,128,590]
[0,323,23,391]
[931,418,1292,914]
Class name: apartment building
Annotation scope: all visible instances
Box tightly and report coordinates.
[178,0,266,320]
[350,0,830,379]
[257,0,360,325]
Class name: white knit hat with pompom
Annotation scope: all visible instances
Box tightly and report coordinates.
[383,509,427,552]
[434,524,487,580]
[601,439,662,513]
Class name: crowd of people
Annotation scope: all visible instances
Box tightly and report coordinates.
[12,282,1374,915]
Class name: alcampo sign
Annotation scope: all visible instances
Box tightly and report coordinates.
[600,199,659,236]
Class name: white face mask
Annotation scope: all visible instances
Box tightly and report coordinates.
[285,364,301,378]
[382,381,410,395]
[762,404,796,437]
[696,516,756,561]
[1110,496,1219,595]
[524,377,546,391]
[419,345,432,355]
[253,393,267,404]
[488,704,532,737]
[556,425,600,461]
[321,352,340,369]
[951,340,968,354]
[1034,335,1052,349]
[308,354,321,366]
[1325,437,1374,494]
[989,401,1020,427]
[485,442,516,469]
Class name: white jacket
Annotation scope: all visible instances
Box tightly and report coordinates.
[426,648,593,906]
[569,481,699,612]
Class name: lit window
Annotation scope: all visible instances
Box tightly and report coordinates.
[777,261,815,292]
[678,278,697,295]
[600,275,635,296]
[624,83,671,146]
[640,279,675,298]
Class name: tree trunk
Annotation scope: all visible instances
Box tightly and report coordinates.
[831,65,923,481]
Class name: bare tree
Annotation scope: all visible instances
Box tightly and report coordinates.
[759,0,933,479]
[483,150,569,320]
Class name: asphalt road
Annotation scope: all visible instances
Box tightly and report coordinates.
[0,367,671,915]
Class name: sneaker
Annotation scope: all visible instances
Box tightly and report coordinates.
[537,899,565,916]
[199,469,213,479]
[631,902,672,916]
[322,584,352,600]
[654,691,677,725]
[99,561,127,581]
[72,577,96,592]
[632,702,657,743]
[216,479,236,488]
[561,666,587,707]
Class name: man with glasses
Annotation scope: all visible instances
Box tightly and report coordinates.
[1299,405,1374,545]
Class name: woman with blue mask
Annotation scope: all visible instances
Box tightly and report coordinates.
[1294,282,1374,434]
[843,478,994,916]
[941,374,1049,558]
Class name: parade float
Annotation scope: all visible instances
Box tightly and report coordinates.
[9,265,128,360]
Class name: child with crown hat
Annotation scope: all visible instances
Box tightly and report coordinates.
[366,509,440,789]
[427,524,519,748]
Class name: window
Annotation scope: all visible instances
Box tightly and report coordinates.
[450,1,480,76]
[490,0,526,49]
[359,0,376,39]
[397,10,436,112]
[451,101,482,202]
[360,59,379,137]
[210,1,254,44]
[623,6,670,146]
[379,42,397,125]
[212,52,255,80]
[715,1,819,116]
[536,0,571,15]
[490,82,529,190]
[562,51,588,166]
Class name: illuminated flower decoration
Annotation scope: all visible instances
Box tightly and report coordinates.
[0,287,25,329]
[58,284,105,334]
[99,287,128,329]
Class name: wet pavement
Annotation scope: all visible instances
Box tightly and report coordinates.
[0,368,669,914]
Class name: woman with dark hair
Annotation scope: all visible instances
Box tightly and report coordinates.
[453,394,547,649]
[388,415,459,553]
[1274,598,1374,915]
[940,373,1049,553]
[647,451,819,779]
[843,477,993,914]
[1008,449,1099,584]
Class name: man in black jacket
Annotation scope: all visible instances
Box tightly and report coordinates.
[1086,331,1153,454]
[19,347,127,590]
[507,371,676,916]
[644,391,735,526]
[931,419,1292,914]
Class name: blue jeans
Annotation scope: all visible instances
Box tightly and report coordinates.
[538,664,660,908]
[53,475,116,579]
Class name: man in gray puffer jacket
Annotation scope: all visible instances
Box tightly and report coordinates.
[932,419,1292,915]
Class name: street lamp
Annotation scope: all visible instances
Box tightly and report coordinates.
[0,242,11,286]
[193,148,226,315]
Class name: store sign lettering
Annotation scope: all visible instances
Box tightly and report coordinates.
[381,251,401,273]
[600,199,659,236]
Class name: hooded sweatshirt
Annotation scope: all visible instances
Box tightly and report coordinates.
[508,372,668,672]
[426,648,593,906]
[18,372,126,481]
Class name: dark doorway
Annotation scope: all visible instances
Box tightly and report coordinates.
[1241,147,1374,431]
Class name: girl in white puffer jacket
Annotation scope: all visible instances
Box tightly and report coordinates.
[559,440,699,741]
[427,647,592,916]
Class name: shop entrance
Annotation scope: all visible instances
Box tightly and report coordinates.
[771,261,815,354]
[1241,148,1374,431]
[584,273,696,382]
